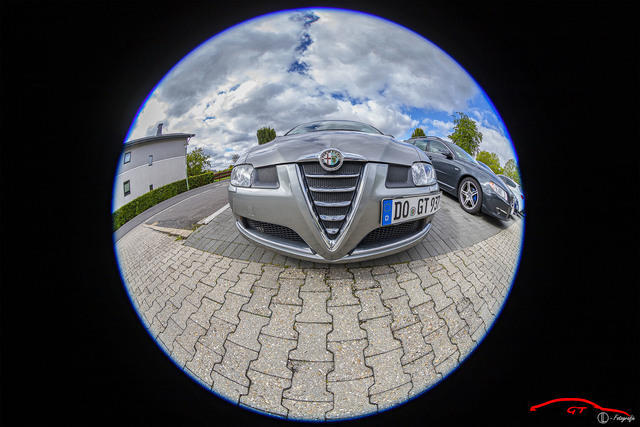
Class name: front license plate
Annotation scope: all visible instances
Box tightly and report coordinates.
[381,193,441,226]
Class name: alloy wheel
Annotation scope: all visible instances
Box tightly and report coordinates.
[460,180,479,209]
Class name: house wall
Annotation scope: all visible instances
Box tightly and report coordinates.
[112,137,188,211]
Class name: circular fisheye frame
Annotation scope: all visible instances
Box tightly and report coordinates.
[112,7,524,422]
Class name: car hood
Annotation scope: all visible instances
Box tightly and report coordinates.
[238,131,428,168]
[468,162,512,196]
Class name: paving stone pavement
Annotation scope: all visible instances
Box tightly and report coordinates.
[116,216,523,421]
[184,194,512,267]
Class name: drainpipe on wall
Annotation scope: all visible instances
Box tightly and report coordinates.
[185,137,191,191]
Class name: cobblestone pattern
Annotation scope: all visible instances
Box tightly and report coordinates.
[184,194,511,267]
[116,217,522,421]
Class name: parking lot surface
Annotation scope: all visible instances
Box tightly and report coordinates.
[116,203,522,420]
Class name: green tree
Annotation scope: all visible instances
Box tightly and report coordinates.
[411,127,426,138]
[476,151,504,175]
[257,127,276,145]
[186,147,211,176]
[448,112,482,156]
[503,159,521,184]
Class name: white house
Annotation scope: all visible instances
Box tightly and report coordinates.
[112,124,195,211]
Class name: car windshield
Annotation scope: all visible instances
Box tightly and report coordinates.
[285,120,383,135]
[412,139,428,151]
[448,142,477,164]
[499,175,517,188]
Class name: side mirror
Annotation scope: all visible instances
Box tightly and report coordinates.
[445,152,453,159]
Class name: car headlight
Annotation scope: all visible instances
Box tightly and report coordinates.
[411,162,437,186]
[230,164,254,187]
[488,181,508,201]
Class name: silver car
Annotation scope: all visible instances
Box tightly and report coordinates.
[228,120,442,263]
[497,174,524,215]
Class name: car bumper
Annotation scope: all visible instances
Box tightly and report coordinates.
[481,189,513,221]
[228,163,440,263]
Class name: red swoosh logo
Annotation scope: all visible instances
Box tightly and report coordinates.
[530,398,630,417]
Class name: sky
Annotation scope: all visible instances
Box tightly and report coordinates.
[126,8,517,171]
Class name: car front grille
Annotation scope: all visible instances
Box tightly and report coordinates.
[299,161,364,239]
[244,218,304,242]
[358,219,426,246]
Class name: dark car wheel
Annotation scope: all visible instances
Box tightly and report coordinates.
[458,177,482,214]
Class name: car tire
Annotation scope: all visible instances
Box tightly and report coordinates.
[458,177,482,214]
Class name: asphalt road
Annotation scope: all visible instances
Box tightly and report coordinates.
[113,180,230,242]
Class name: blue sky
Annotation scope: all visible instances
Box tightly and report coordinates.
[127,8,517,170]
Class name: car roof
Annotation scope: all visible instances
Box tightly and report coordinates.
[406,135,447,141]
[406,135,453,147]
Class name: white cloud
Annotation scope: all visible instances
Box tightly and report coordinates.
[477,125,516,165]
[125,9,506,171]
[133,96,170,137]
[421,118,455,138]
[306,11,476,111]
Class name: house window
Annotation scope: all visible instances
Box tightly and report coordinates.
[123,180,130,196]
[148,154,153,166]
[124,152,131,164]
[149,184,153,191]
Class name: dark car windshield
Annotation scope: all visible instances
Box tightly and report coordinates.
[499,175,517,188]
[412,139,428,151]
[285,120,383,136]
[448,142,477,164]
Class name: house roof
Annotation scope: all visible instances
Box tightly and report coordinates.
[124,133,195,148]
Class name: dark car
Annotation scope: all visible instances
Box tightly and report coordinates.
[407,136,514,220]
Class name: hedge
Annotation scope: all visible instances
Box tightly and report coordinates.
[112,170,229,231]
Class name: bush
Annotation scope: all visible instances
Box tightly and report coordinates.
[188,171,215,188]
[112,170,226,231]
